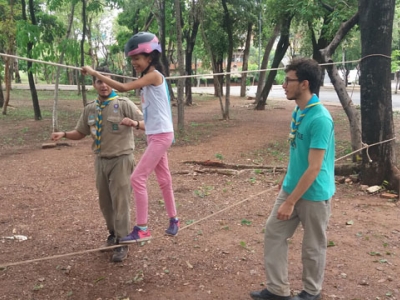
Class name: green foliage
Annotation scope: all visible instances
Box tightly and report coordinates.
[391,49,400,72]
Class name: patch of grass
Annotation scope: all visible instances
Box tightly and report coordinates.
[215,153,224,160]
[126,270,144,284]
[327,240,336,247]
[335,140,353,160]
[240,219,252,226]
[193,185,214,198]
[33,284,44,291]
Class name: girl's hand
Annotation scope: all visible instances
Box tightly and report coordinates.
[81,66,95,76]
[51,132,65,141]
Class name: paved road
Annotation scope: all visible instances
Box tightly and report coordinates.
[11,83,400,110]
[191,84,400,110]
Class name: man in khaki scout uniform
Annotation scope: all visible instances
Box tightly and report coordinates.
[51,66,143,262]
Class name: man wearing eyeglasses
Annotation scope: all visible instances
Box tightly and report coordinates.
[250,58,335,300]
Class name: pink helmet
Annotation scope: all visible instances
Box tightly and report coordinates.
[124,32,162,57]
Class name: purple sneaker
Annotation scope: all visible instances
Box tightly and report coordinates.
[165,218,180,236]
[119,226,151,244]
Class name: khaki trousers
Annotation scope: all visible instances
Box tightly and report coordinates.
[264,190,331,296]
[95,154,134,239]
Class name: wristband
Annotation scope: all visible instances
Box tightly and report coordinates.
[135,121,140,130]
[64,131,67,138]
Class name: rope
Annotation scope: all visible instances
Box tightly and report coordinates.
[0,53,387,81]
[0,52,395,267]
[0,186,276,269]
[0,53,138,80]
[334,137,396,162]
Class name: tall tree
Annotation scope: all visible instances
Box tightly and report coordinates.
[255,13,292,110]
[240,22,253,97]
[175,0,185,130]
[255,22,280,100]
[154,0,175,100]
[1,0,17,114]
[320,12,362,160]
[23,0,42,120]
[221,0,233,120]
[359,0,399,190]
[52,0,77,131]
[183,0,200,106]
[80,0,87,105]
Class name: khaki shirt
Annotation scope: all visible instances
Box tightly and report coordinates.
[75,97,143,158]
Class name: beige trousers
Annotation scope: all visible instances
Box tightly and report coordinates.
[264,190,331,296]
[95,154,135,240]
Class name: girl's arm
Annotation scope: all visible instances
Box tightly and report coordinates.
[81,66,162,92]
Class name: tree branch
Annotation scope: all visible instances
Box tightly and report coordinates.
[321,12,359,58]
[319,0,334,12]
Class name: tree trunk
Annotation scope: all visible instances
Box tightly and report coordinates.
[80,0,87,106]
[2,0,14,115]
[240,22,252,97]
[359,0,398,191]
[255,14,292,110]
[0,75,4,108]
[221,0,232,120]
[255,23,280,100]
[175,0,185,131]
[157,0,174,101]
[14,60,21,83]
[27,0,41,120]
[2,56,11,115]
[53,2,76,131]
[200,22,225,116]
[319,12,362,159]
[184,9,200,106]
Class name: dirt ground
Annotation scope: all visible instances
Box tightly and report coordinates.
[1,91,400,300]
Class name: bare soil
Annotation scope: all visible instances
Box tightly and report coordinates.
[1,92,400,300]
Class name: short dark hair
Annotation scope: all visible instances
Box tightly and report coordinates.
[285,58,321,94]
[93,66,112,83]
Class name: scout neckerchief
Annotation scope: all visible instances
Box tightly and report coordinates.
[95,90,118,153]
[288,94,320,148]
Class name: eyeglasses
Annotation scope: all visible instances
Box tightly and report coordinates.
[284,77,300,85]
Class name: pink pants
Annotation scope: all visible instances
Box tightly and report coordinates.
[131,132,176,225]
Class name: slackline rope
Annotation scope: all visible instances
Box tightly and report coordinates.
[2,136,396,268]
[0,52,386,81]
[0,186,276,268]
[0,52,396,268]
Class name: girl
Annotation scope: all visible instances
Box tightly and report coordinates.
[82,32,179,242]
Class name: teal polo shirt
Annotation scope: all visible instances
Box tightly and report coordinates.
[282,100,335,201]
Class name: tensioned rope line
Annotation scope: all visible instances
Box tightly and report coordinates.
[334,137,396,163]
[0,186,276,269]
[0,53,138,80]
[0,52,373,81]
[0,138,396,268]
[0,52,395,268]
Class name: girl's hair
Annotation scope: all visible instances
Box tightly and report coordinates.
[141,51,165,76]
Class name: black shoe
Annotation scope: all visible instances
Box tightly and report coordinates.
[250,289,290,300]
[100,232,116,252]
[112,246,128,262]
[106,231,116,247]
[291,291,321,300]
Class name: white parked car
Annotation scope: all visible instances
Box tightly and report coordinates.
[348,69,359,84]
